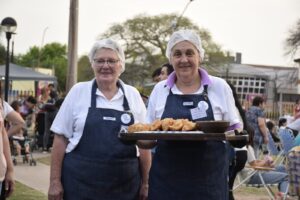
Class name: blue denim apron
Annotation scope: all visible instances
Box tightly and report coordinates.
[149,85,228,200]
[62,80,140,200]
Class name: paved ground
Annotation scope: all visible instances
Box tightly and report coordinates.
[13,151,50,195]
[13,152,299,199]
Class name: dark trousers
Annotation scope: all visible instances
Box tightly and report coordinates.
[228,150,247,200]
[0,183,5,200]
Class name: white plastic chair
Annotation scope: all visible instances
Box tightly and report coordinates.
[233,165,287,200]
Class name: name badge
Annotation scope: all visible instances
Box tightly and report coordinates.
[103,116,116,121]
[121,113,131,124]
[198,101,209,111]
[190,107,207,120]
[183,101,194,106]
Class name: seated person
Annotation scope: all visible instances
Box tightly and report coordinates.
[278,118,287,129]
[239,144,289,198]
[11,131,30,159]
[266,120,280,143]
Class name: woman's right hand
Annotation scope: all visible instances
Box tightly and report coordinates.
[48,179,63,200]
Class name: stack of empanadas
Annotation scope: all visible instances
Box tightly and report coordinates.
[127,118,196,133]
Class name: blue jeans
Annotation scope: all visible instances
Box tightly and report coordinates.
[247,165,288,193]
[253,136,263,158]
[0,181,2,195]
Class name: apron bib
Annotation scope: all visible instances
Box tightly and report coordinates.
[62,80,140,200]
[149,85,228,200]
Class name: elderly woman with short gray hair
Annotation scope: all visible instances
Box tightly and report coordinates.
[48,38,151,200]
[146,30,241,199]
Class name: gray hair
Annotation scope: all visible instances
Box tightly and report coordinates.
[88,38,125,72]
[166,29,205,62]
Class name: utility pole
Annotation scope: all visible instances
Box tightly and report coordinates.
[66,0,78,92]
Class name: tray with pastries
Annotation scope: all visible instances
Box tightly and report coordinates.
[119,118,248,141]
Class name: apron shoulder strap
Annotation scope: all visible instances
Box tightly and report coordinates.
[117,81,130,111]
[91,80,130,111]
[202,85,208,101]
[91,80,97,108]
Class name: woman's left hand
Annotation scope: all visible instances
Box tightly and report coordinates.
[4,169,15,198]
[139,182,148,200]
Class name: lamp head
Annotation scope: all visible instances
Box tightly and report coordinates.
[1,17,17,33]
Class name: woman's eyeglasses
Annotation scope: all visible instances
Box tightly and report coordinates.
[93,59,120,67]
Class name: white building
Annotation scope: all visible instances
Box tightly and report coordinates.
[205,55,300,116]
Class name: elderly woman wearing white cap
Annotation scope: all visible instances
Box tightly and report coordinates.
[146,30,241,199]
[48,38,151,200]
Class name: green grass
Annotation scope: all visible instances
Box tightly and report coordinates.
[235,185,275,195]
[9,181,47,200]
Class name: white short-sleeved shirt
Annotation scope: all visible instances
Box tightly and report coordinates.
[51,79,147,153]
[3,101,14,118]
[1,101,13,181]
[146,68,240,127]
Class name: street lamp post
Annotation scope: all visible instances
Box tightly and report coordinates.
[37,27,49,68]
[172,0,195,31]
[1,17,17,102]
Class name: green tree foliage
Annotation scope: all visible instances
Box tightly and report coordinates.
[16,42,67,91]
[77,55,94,82]
[285,19,300,57]
[16,46,40,67]
[100,13,229,86]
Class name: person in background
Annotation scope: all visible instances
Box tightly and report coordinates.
[38,86,50,105]
[144,29,241,200]
[159,63,174,81]
[0,100,15,199]
[246,96,269,157]
[278,118,287,129]
[151,67,162,83]
[238,129,289,199]
[288,99,300,134]
[48,38,151,200]
[267,120,280,143]
[3,100,25,138]
[9,101,30,158]
[293,99,300,120]
[47,83,58,104]
[20,96,37,129]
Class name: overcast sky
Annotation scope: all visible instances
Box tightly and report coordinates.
[1,0,299,66]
